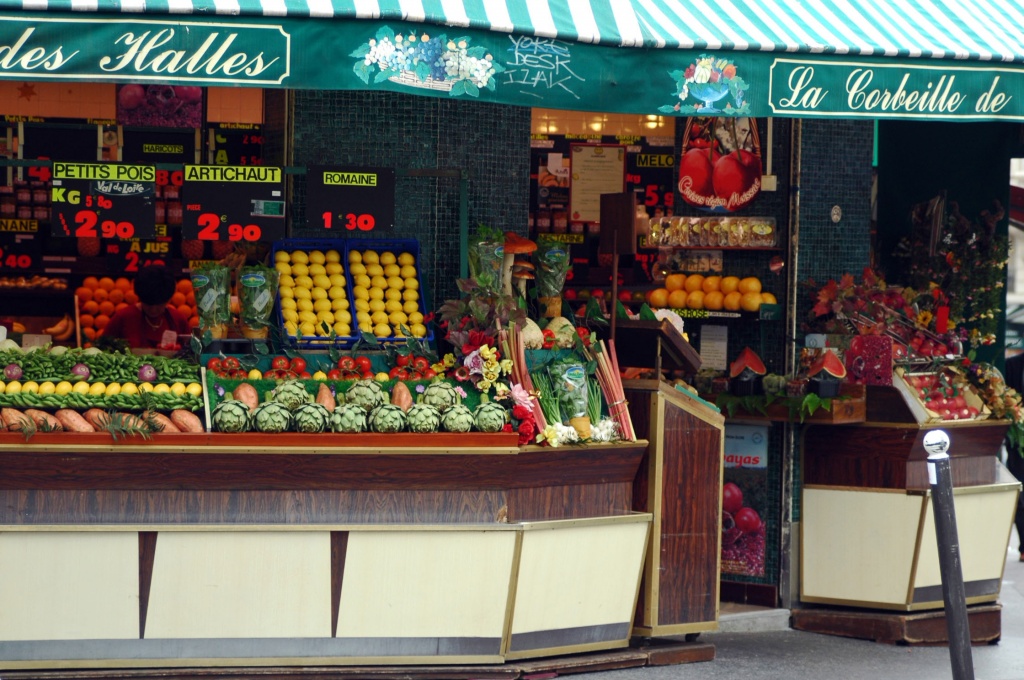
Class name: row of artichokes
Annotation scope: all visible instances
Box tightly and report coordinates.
[210,379,509,434]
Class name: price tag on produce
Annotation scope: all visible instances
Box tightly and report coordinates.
[306,165,395,232]
[180,165,286,242]
[49,162,158,239]
[105,237,172,274]
[0,233,41,271]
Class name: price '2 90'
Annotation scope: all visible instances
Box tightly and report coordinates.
[197,213,263,241]
[74,210,135,239]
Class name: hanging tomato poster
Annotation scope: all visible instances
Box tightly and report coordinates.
[678,116,762,212]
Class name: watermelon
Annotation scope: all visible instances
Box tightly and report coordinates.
[808,349,847,380]
[729,347,767,379]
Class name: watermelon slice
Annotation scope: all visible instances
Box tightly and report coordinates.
[808,349,847,380]
[729,346,767,379]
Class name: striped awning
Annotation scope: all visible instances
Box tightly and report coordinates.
[5,0,1024,64]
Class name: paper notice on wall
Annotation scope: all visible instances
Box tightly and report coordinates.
[547,153,569,179]
[700,325,728,370]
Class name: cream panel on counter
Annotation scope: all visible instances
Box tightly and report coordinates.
[145,531,331,639]
[337,530,517,639]
[0,532,138,641]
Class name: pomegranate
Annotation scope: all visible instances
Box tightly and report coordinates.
[174,86,203,102]
[723,482,743,514]
[721,511,743,546]
[118,84,145,110]
[735,507,762,533]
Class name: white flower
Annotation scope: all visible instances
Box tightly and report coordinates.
[678,84,689,101]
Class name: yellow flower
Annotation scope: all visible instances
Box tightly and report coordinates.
[539,426,559,445]
[483,370,500,383]
[915,310,933,329]
[431,362,447,374]
[494,383,510,397]
[479,345,497,360]
[499,359,513,375]
[443,353,456,368]
[477,379,493,392]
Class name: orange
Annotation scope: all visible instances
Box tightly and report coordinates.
[75,286,93,302]
[186,292,195,306]
[115,277,132,291]
[686,290,705,309]
[83,327,96,340]
[92,288,108,303]
[702,275,722,293]
[176,279,192,293]
[177,304,192,319]
[720,276,740,294]
[82,300,99,315]
[740,292,763,312]
[684,274,705,293]
[648,288,669,308]
[188,315,200,328]
[723,291,742,311]
[665,273,687,292]
[667,289,689,309]
[738,277,762,295]
[98,277,116,291]
[94,314,110,330]
[170,292,186,307]
[115,303,129,313]
[704,291,724,310]
[125,291,138,305]
[98,301,115,316]
[761,292,777,305]
[79,314,95,328]
[83,276,99,289]
[108,289,124,305]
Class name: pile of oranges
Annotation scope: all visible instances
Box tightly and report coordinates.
[647,274,776,312]
[74,276,200,344]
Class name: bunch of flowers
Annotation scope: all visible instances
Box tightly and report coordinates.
[430,344,513,396]
[947,358,1024,447]
[805,268,949,335]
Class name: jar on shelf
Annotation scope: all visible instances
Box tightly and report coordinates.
[536,209,551,233]
[17,205,31,219]
[31,188,47,204]
[32,206,48,221]
[166,202,183,226]
[0,199,15,217]
[154,200,166,224]
[553,210,568,233]
[15,187,30,204]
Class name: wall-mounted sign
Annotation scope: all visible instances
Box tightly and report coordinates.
[305,166,395,232]
[678,117,762,212]
[49,162,157,239]
[0,233,40,271]
[105,238,172,274]
[181,165,286,242]
[569,144,625,223]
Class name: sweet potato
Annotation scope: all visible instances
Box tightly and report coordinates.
[233,382,260,412]
[1,408,30,431]
[316,383,336,413]
[55,409,96,433]
[143,411,180,433]
[170,409,205,433]
[24,409,63,431]
[83,408,111,430]
[390,381,413,412]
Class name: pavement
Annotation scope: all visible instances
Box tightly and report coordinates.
[572,532,1024,680]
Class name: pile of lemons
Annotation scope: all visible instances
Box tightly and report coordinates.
[275,248,351,339]
[349,248,426,339]
[0,380,203,397]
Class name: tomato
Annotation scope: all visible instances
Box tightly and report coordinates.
[231,369,249,380]
[299,371,311,379]
[271,356,289,370]
[395,353,411,367]
[722,482,744,515]
[338,356,356,371]
[206,357,223,372]
[734,507,761,533]
[289,357,307,373]
[355,356,372,373]
[361,371,374,381]
[327,369,342,380]
[412,356,430,372]
[222,356,241,371]
[408,371,422,381]
[422,368,437,380]
[341,370,360,380]
[389,366,402,379]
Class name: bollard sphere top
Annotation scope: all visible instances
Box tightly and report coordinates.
[923,429,951,457]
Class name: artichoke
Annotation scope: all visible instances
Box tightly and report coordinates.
[421,381,460,412]
[346,379,386,412]
[441,403,475,433]
[292,402,331,433]
[474,401,508,433]
[330,404,368,433]
[406,404,441,433]
[253,401,292,433]
[369,404,407,433]
[211,399,252,433]
[272,379,313,410]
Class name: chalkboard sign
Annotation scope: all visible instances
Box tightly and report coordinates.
[180,165,286,242]
[306,166,395,232]
[49,162,157,239]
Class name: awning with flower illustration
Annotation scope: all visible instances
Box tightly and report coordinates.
[1,0,1024,120]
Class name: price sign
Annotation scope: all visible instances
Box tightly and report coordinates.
[49,162,157,239]
[181,165,286,242]
[209,124,264,166]
[0,233,40,271]
[105,237,172,274]
[306,166,395,232]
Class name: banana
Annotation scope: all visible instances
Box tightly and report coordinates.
[53,319,75,343]
[43,315,70,337]
[11,321,25,334]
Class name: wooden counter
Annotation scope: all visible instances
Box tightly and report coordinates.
[0,434,652,669]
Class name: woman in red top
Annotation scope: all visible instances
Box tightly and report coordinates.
[101,265,190,348]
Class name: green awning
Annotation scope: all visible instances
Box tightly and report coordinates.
[1,1,1023,120]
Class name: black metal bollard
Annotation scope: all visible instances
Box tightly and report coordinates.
[923,429,975,680]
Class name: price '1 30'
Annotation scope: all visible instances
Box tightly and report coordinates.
[322,213,375,231]
[197,213,263,241]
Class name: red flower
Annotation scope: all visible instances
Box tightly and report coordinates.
[503,423,514,433]
[512,404,532,421]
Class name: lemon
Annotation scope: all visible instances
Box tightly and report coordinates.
[408,311,424,325]
[290,250,309,265]
[369,287,385,301]
[359,321,373,333]
[411,323,427,338]
[88,382,107,396]
[312,370,328,380]
[311,287,328,301]
[403,289,419,302]
[299,310,318,324]
[299,321,316,336]
[380,251,397,265]
[295,287,312,301]
[295,275,314,289]
[373,323,391,337]
[353,285,369,300]
[400,265,417,278]
[403,277,419,291]
[152,383,170,394]
[363,250,379,265]
[384,264,401,278]
[275,251,290,263]
[384,299,403,314]
[329,274,347,288]
[309,250,326,265]
[296,298,314,313]
[386,276,405,290]
[337,310,352,324]
[55,381,74,396]
[353,298,369,313]
[38,381,56,396]
[186,382,204,397]
[326,249,341,263]
[388,311,409,327]
[325,263,344,275]
[353,274,370,289]
[0,382,5,394]
[371,310,390,325]
[317,310,335,324]
[280,297,297,310]
[72,381,90,395]
[20,380,38,394]
[282,309,299,323]
[248,369,262,380]
[369,299,386,313]
[121,382,140,396]
[138,382,154,393]
[279,275,295,288]
[313,274,331,289]
[103,382,120,396]
[309,264,327,277]
[356,311,371,324]
[366,264,384,278]
[392,325,408,337]
[398,252,415,266]
[279,286,294,300]
[314,298,333,313]
[328,286,347,300]
[291,263,309,277]
[284,320,298,336]
[333,321,351,336]
[403,300,420,315]
[385,288,403,301]
[168,382,185,396]
[315,322,330,336]
[348,263,367,276]
[275,262,291,276]
[348,250,362,264]
[374,371,390,382]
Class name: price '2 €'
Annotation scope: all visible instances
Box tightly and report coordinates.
[0,246,32,270]
[197,213,262,241]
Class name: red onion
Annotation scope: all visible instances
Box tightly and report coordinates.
[4,363,22,381]
[71,363,91,380]
[138,364,158,383]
